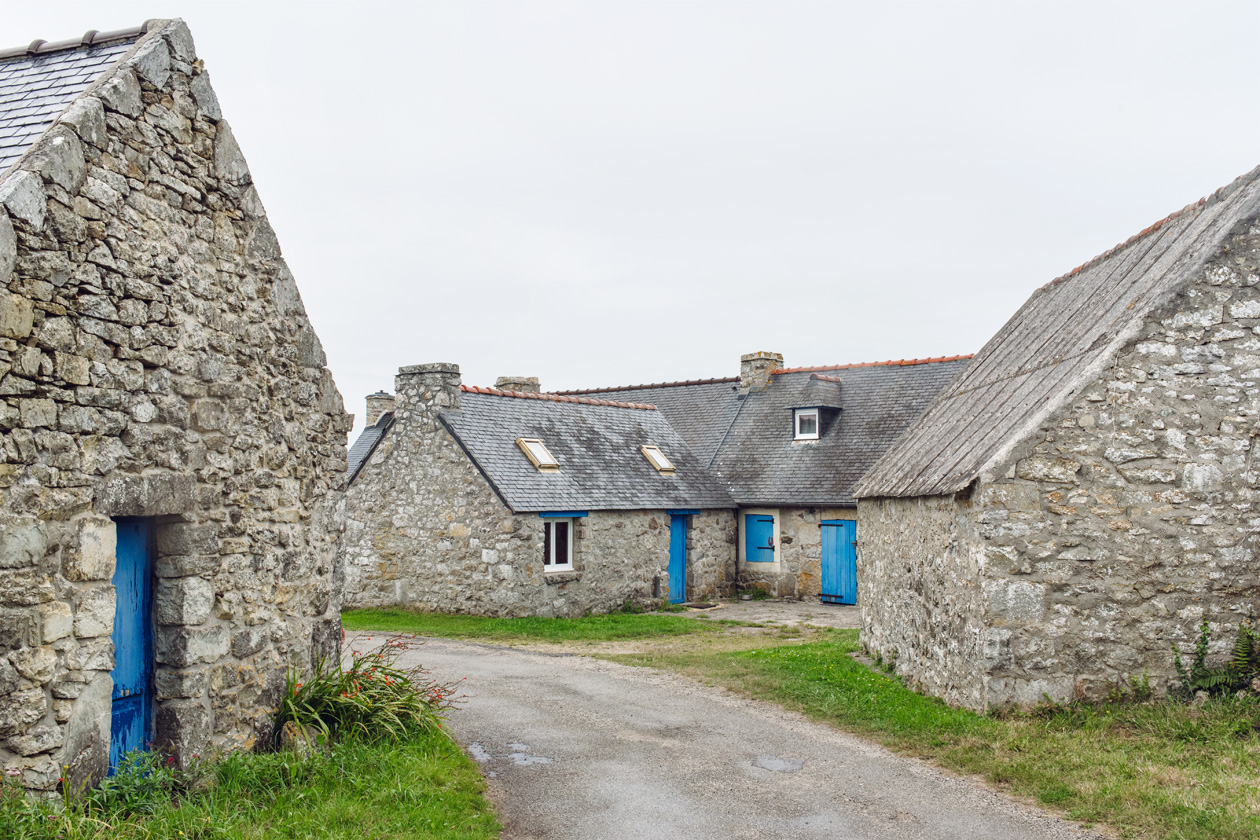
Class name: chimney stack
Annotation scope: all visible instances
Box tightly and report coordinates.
[494,376,540,393]
[364,390,395,427]
[739,351,784,394]
[395,362,462,420]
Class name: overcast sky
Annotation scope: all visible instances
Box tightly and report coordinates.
[7,2,1260,437]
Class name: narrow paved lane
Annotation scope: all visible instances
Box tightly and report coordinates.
[359,635,1102,840]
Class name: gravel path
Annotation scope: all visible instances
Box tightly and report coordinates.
[351,633,1105,840]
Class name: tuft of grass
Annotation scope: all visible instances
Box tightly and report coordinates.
[2,730,498,839]
[604,628,1260,840]
[342,608,721,642]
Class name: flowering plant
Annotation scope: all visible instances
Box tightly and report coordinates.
[278,635,459,743]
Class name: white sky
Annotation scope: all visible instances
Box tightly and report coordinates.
[7,2,1260,440]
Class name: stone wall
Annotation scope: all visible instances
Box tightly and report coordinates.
[861,214,1260,709]
[342,364,736,615]
[857,495,989,709]
[0,21,350,791]
[685,509,736,601]
[738,507,853,599]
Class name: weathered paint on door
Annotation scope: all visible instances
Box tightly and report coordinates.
[668,515,688,603]
[745,514,775,563]
[820,519,857,604]
[109,519,153,773]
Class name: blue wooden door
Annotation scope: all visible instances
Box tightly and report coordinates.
[110,520,153,773]
[668,515,688,603]
[745,514,775,563]
[821,520,857,604]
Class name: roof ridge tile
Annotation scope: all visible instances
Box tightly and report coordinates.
[460,384,656,410]
[771,355,974,375]
[554,376,739,395]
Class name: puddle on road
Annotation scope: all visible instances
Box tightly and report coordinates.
[468,741,553,769]
[468,742,492,763]
[754,755,804,773]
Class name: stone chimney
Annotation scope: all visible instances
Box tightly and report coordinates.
[364,390,395,426]
[739,351,784,394]
[395,363,462,426]
[494,376,540,393]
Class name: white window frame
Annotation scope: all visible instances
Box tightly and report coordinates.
[794,408,820,440]
[543,518,574,571]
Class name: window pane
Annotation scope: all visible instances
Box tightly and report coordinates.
[555,521,570,566]
[798,412,818,436]
[543,522,553,565]
[644,446,674,471]
[525,440,557,466]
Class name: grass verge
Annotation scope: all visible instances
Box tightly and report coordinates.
[342,607,726,642]
[604,629,1260,840]
[2,728,498,839]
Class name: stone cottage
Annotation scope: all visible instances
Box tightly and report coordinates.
[567,351,971,602]
[0,21,351,791]
[343,364,734,616]
[854,165,1260,709]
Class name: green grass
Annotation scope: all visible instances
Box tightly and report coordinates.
[342,607,724,642]
[607,629,1260,840]
[3,729,498,839]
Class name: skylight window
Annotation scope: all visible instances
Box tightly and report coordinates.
[640,444,675,474]
[517,438,559,472]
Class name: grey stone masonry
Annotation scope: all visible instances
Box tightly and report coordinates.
[342,365,734,615]
[739,351,782,394]
[859,211,1260,709]
[0,20,351,791]
[738,507,855,599]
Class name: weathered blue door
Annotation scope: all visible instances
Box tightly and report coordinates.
[820,519,857,604]
[109,519,153,773]
[668,515,688,603]
[745,514,775,563]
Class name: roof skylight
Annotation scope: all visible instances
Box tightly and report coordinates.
[640,445,675,474]
[517,438,559,472]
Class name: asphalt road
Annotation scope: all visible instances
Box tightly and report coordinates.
[359,635,1103,840]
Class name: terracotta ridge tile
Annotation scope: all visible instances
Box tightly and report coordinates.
[460,384,656,410]
[771,354,975,374]
[554,376,740,395]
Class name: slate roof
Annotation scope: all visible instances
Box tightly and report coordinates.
[347,412,393,484]
[0,34,139,177]
[581,357,971,507]
[855,164,1260,499]
[439,390,734,512]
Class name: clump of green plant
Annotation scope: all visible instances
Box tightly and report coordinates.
[737,588,771,601]
[278,636,458,743]
[1172,618,1258,699]
[81,749,182,817]
[1107,673,1153,704]
[618,598,646,614]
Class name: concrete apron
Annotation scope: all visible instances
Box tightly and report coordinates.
[675,598,861,629]
[348,633,1102,840]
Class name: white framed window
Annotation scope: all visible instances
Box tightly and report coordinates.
[794,409,820,440]
[640,444,675,474]
[517,437,559,472]
[543,519,574,570]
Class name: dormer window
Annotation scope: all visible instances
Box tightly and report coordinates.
[794,409,820,440]
[641,444,675,474]
[517,438,559,472]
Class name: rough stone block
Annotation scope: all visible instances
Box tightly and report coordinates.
[155,554,221,578]
[0,170,45,230]
[11,644,56,683]
[1015,456,1081,483]
[61,674,110,792]
[154,667,208,700]
[0,658,17,694]
[98,67,142,116]
[0,688,45,737]
[0,515,45,569]
[0,211,14,283]
[64,515,117,581]
[155,699,210,765]
[189,71,222,121]
[40,601,73,642]
[19,398,56,428]
[6,722,63,756]
[231,628,267,658]
[156,522,219,556]
[155,577,214,626]
[212,121,250,185]
[73,586,116,639]
[0,293,34,340]
[0,570,54,606]
[24,127,86,194]
[155,625,229,667]
[132,37,171,90]
[95,472,195,517]
[61,96,107,149]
